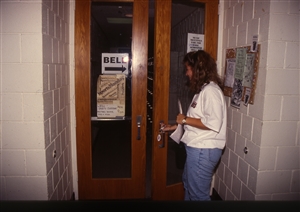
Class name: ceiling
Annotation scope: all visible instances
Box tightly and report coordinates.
[91,1,204,49]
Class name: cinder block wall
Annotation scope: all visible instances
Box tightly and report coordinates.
[214,0,299,200]
[0,0,73,200]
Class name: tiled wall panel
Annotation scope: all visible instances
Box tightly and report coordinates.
[42,0,73,200]
[0,0,73,200]
[215,0,299,200]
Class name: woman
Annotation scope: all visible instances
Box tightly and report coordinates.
[162,50,227,200]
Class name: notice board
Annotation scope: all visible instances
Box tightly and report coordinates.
[223,45,260,108]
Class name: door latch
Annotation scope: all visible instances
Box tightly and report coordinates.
[136,115,142,140]
[158,120,165,148]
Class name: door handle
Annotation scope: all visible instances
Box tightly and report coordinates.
[157,120,165,148]
[136,115,142,140]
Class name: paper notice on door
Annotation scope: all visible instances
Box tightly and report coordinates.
[170,99,184,144]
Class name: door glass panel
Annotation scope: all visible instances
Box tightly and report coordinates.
[167,1,205,186]
[90,2,133,178]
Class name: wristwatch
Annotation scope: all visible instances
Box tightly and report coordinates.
[182,117,187,124]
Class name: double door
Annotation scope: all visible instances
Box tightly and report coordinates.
[75,0,218,200]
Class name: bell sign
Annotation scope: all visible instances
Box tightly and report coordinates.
[101,53,129,75]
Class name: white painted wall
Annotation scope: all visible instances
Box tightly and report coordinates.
[0,0,74,200]
[215,0,299,200]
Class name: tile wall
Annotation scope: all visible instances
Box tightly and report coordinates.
[0,0,73,200]
[214,0,299,200]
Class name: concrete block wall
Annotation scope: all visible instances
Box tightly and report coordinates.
[0,0,73,200]
[214,0,299,200]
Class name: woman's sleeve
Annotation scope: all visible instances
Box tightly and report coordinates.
[200,87,224,132]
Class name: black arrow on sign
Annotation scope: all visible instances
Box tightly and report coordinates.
[105,66,126,72]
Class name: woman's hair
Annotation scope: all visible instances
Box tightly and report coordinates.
[183,50,223,93]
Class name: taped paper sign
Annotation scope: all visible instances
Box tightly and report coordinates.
[187,33,204,53]
[101,53,129,75]
[97,74,126,118]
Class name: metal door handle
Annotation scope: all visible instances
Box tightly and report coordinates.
[136,115,142,140]
[158,120,165,148]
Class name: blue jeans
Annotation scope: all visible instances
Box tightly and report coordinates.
[182,145,222,201]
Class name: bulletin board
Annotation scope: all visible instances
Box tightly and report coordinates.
[223,44,260,107]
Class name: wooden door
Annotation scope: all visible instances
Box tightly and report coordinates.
[151,0,219,200]
[75,0,218,200]
[75,0,148,199]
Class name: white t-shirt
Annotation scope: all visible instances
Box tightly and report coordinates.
[181,82,227,149]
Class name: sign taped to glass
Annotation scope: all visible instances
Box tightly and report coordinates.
[101,53,129,75]
[97,74,126,118]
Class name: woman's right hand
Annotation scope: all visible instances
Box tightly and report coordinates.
[160,123,177,132]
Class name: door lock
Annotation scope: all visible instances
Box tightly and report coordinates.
[136,115,142,140]
[158,120,165,148]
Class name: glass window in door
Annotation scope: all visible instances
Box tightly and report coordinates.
[90,2,133,179]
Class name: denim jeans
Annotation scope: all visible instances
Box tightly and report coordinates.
[182,145,222,201]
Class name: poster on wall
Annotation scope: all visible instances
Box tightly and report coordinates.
[244,87,252,106]
[242,53,255,88]
[234,47,247,80]
[97,74,126,119]
[251,35,258,52]
[187,33,204,53]
[224,58,236,88]
[230,78,243,109]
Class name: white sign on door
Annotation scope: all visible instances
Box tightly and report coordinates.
[102,53,129,75]
[187,33,204,53]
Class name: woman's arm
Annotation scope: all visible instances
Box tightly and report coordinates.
[176,113,211,130]
[160,123,177,132]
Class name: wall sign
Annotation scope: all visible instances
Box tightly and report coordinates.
[187,33,204,53]
[101,53,129,75]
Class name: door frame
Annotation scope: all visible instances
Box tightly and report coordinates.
[75,0,148,199]
[151,0,219,200]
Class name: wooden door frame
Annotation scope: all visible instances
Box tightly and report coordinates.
[151,0,219,200]
[75,0,148,199]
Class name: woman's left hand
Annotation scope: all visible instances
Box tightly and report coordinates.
[176,114,186,125]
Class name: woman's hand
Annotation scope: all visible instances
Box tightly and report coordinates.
[176,113,186,125]
[160,123,177,132]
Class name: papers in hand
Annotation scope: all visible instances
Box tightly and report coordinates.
[170,124,183,144]
[177,99,183,114]
[170,99,184,144]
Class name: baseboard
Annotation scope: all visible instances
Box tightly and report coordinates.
[70,192,75,201]
[211,188,222,201]
[70,190,221,201]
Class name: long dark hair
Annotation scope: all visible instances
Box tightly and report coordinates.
[183,50,223,93]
